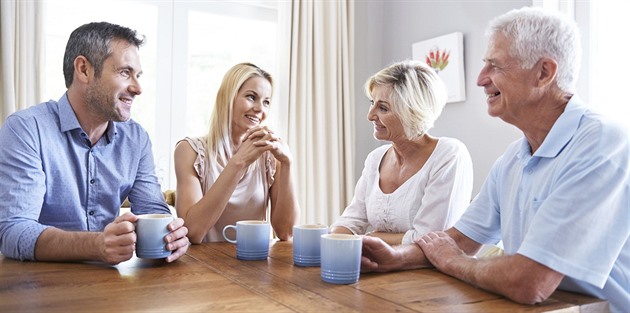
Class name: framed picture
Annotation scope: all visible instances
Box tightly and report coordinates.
[412,32,465,103]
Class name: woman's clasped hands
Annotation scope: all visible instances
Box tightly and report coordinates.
[240,125,292,164]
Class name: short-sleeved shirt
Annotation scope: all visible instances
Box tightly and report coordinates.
[455,97,630,312]
[332,137,473,244]
[180,137,275,242]
[0,94,170,260]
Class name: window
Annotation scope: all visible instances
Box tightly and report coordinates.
[587,1,630,122]
[184,7,277,139]
[44,0,159,142]
[539,0,630,127]
[43,0,279,190]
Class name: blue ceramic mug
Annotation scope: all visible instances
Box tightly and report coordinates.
[222,220,271,260]
[320,233,362,284]
[292,224,329,267]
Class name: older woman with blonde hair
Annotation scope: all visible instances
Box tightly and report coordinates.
[331,60,473,245]
[174,62,299,244]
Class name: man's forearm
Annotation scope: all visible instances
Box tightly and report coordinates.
[34,227,102,262]
[441,253,564,305]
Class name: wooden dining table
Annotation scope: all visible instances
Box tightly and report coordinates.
[0,240,608,312]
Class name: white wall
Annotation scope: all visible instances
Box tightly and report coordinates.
[353,1,529,195]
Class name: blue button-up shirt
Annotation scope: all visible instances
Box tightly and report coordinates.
[0,94,170,260]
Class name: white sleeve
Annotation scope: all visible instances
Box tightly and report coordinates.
[403,139,474,244]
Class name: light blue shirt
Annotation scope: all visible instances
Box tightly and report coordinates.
[455,97,630,312]
[0,94,170,261]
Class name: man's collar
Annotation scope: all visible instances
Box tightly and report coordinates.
[58,93,118,144]
[533,96,588,158]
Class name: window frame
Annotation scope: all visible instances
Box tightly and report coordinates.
[43,0,280,190]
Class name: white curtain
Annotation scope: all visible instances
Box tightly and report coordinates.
[0,0,44,124]
[276,0,355,226]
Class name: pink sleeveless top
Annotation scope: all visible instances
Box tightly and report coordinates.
[181,137,275,242]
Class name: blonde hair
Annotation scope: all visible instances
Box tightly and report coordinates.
[206,63,273,167]
[365,60,447,139]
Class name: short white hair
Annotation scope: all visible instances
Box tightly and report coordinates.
[487,6,581,93]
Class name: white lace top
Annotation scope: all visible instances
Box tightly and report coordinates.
[331,137,473,244]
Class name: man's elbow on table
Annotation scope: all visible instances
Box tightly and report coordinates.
[503,265,564,305]
[508,282,556,305]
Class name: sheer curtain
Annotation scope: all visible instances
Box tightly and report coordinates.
[0,0,44,124]
[276,0,355,225]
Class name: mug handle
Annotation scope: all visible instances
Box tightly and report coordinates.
[222,224,237,244]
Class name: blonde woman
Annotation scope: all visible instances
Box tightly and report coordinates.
[331,60,473,246]
[174,63,299,243]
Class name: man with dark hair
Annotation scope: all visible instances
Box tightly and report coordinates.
[0,22,189,264]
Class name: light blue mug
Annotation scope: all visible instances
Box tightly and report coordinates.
[222,220,270,260]
[135,214,174,259]
[320,234,362,284]
[292,224,329,267]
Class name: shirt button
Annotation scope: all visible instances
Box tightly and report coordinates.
[90,179,95,184]
[89,211,95,216]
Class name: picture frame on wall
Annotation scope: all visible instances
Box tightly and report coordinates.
[412,32,466,103]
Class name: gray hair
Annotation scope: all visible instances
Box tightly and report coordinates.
[487,6,581,93]
[63,22,145,88]
[365,60,447,139]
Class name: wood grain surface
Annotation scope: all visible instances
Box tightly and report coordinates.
[0,240,608,312]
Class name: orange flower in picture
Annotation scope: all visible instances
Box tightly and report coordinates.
[425,47,450,73]
[412,32,466,102]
